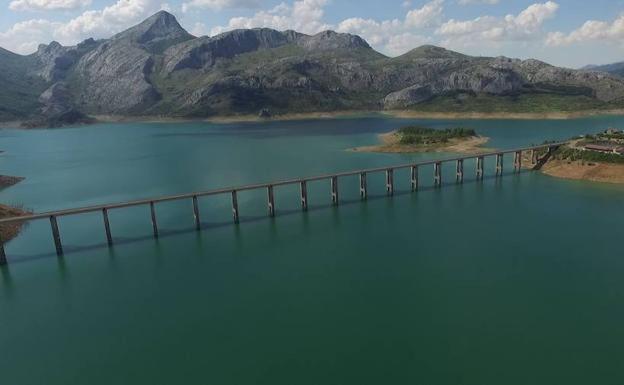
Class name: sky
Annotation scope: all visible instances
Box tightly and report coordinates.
[2,0,624,68]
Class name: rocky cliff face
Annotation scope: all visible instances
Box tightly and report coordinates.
[2,11,624,125]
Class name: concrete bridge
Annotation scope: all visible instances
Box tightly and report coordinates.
[0,143,564,264]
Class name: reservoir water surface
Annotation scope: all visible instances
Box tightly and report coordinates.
[2,116,624,384]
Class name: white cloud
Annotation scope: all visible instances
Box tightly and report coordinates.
[546,15,624,46]
[209,0,331,36]
[458,0,499,5]
[0,0,168,54]
[0,19,61,54]
[336,0,441,55]
[9,0,91,11]
[405,0,444,28]
[437,1,558,47]
[181,0,258,12]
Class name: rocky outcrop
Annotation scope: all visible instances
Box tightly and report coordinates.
[2,10,624,125]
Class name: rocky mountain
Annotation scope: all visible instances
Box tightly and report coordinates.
[582,62,624,78]
[2,11,624,126]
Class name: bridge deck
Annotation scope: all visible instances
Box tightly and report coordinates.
[0,142,565,262]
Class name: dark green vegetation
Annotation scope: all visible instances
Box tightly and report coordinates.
[0,48,48,121]
[552,147,624,164]
[397,126,477,145]
[3,11,624,127]
[548,130,624,164]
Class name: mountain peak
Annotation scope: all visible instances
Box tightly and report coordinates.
[399,45,466,60]
[298,30,371,51]
[112,10,193,52]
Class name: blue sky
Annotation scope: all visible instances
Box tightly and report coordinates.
[2,0,624,68]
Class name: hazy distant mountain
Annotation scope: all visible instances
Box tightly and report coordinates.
[3,11,624,126]
[582,62,624,78]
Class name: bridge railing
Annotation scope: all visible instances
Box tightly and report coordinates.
[0,142,565,264]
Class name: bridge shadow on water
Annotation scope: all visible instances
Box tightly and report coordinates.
[2,169,534,268]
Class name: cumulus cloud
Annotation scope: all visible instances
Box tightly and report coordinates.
[9,0,91,11]
[208,0,442,55]
[181,0,259,12]
[0,0,167,54]
[0,19,61,54]
[546,15,624,46]
[209,0,332,36]
[458,0,499,5]
[437,1,558,47]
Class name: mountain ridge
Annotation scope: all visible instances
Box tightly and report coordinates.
[2,11,624,126]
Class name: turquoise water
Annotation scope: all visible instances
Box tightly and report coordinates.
[2,116,624,384]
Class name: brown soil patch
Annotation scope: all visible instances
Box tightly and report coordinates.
[0,204,29,243]
[541,160,624,184]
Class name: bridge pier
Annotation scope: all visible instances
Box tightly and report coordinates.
[0,235,6,265]
[192,196,201,230]
[531,150,537,165]
[50,215,63,256]
[103,208,113,245]
[434,162,442,187]
[476,156,484,179]
[386,169,394,196]
[300,181,308,211]
[360,172,367,199]
[496,154,504,176]
[267,185,275,217]
[513,151,522,172]
[411,166,419,191]
[331,176,339,205]
[231,190,239,224]
[456,159,464,183]
[150,202,159,239]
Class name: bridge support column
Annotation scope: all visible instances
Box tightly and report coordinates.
[360,172,367,199]
[50,215,63,256]
[513,151,522,172]
[434,162,442,187]
[476,156,484,179]
[300,181,308,211]
[267,185,275,217]
[456,159,464,183]
[531,150,537,165]
[103,208,113,246]
[0,234,6,265]
[231,190,239,224]
[411,166,419,191]
[386,169,394,196]
[496,154,504,176]
[331,176,339,205]
[149,202,159,239]
[192,196,201,231]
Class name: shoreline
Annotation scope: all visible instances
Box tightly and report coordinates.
[0,175,25,190]
[540,159,624,185]
[0,204,29,244]
[351,131,492,154]
[3,108,624,129]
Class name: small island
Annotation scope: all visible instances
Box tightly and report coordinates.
[352,126,490,154]
[539,128,624,184]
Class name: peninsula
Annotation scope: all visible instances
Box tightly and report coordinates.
[538,129,624,184]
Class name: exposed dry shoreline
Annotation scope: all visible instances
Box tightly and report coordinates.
[540,159,624,184]
[351,131,492,154]
[0,204,29,243]
[4,108,624,129]
[98,109,624,124]
[0,175,25,190]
